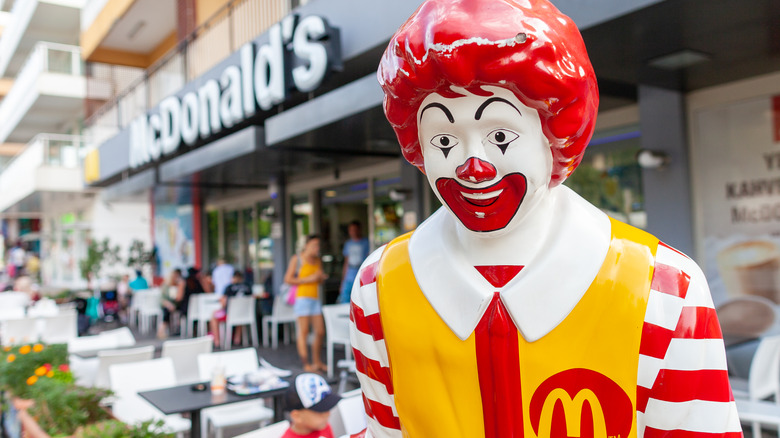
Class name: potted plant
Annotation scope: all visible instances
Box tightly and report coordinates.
[0,343,110,438]
[0,343,174,437]
[73,419,173,438]
[126,239,156,275]
[0,343,69,400]
[78,238,120,288]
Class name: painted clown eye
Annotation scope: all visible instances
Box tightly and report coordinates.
[486,129,519,154]
[430,134,459,158]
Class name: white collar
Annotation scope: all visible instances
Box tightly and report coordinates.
[408,186,611,342]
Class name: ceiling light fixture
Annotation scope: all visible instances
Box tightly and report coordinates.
[636,149,670,170]
[647,49,710,70]
[127,20,147,40]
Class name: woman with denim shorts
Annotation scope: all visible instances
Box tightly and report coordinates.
[284,234,328,372]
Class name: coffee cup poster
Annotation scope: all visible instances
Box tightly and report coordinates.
[692,95,780,306]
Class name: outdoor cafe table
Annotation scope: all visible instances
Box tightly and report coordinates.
[138,380,290,438]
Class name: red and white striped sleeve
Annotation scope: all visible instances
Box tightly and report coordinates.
[349,246,403,438]
[636,242,742,438]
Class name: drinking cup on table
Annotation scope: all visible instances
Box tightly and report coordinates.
[210,364,226,395]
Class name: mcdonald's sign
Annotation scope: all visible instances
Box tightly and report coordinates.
[529,369,633,438]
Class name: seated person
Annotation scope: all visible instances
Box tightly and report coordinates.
[282,373,341,438]
[209,271,251,347]
[128,270,148,291]
[158,269,185,339]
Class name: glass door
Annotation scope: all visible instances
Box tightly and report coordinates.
[320,181,370,303]
[373,174,405,247]
[290,193,313,255]
[223,211,240,265]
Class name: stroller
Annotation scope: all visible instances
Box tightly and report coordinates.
[100,290,119,322]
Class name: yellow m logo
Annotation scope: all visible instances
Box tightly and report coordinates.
[536,388,608,438]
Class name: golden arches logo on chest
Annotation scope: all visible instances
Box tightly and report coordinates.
[529,369,633,438]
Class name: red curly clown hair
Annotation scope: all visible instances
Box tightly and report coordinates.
[378,0,599,186]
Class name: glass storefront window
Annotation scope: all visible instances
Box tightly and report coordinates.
[206,210,219,269]
[564,126,645,228]
[256,204,275,271]
[241,208,253,279]
[290,193,312,255]
[256,203,275,293]
[320,181,371,303]
[224,211,239,265]
[373,174,405,247]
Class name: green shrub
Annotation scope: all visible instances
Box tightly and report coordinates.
[0,343,69,399]
[26,378,112,437]
[74,419,174,438]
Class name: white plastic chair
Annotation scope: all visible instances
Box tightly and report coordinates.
[736,399,780,437]
[108,358,191,437]
[262,296,296,349]
[57,302,76,313]
[329,389,366,438]
[161,336,213,385]
[179,294,196,337]
[251,284,265,296]
[135,289,163,335]
[197,349,274,438]
[67,333,121,353]
[99,327,136,347]
[27,298,58,317]
[69,354,99,387]
[322,304,352,378]
[731,335,780,401]
[67,332,124,388]
[233,421,290,438]
[94,345,156,389]
[730,334,780,438]
[0,292,30,309]
[0,307,25,322]
[185,294,219,338]
[0,318,38,346]
[221,295,259,348]
[39,311,78,344]
[196,294,222,337]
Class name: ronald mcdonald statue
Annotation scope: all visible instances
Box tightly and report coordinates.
[349,0,741,437]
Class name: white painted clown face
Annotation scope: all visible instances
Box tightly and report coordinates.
[418,86,553,233]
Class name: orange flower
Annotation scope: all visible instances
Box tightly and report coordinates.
[45,371,54,378]
[26,375,37,385]
[6,354,15,363]
[32,344,43,353]
[34,366,46,377]
[3,346,10,352]
[19,345,31,355]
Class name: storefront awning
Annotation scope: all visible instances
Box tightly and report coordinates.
[265,74,383,146]
[101,168,156,202]
[159,126,264,183]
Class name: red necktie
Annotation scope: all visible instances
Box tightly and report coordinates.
[474,265,524,438]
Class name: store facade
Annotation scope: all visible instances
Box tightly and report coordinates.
[84,0,780,305]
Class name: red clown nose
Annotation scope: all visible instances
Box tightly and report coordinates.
[456,158,497,183]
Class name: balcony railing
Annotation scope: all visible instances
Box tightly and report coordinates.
[0,0,37,76]
[0,42,82,143]
[2,134,85,173]
[84,0,292,147]
[0,134,85,213]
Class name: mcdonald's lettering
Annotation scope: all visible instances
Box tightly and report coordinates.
[530,369,633,438]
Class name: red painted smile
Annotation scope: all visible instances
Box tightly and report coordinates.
[436,173,527,232]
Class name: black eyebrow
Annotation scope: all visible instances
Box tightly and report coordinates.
[419,102,454,123]
[474,97,523,120]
